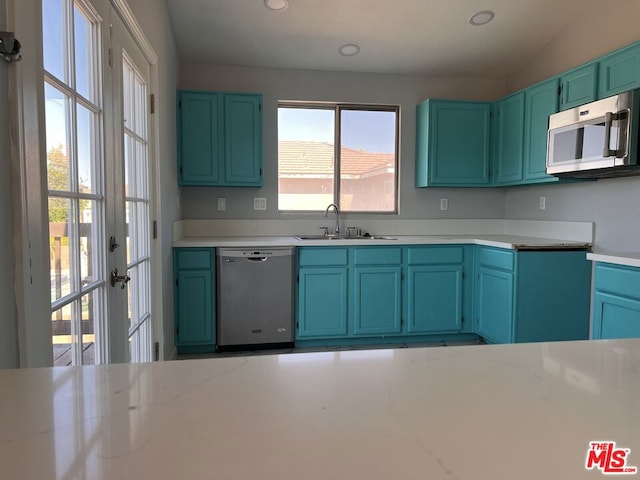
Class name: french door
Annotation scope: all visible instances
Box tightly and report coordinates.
[43,0,153,365]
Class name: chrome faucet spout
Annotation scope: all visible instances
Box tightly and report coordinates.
[324,203,340,235]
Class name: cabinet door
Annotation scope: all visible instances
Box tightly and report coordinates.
[523,78,560,182]
[475,267,514,343]
[560,63,598,110]
[493,92,525,185]
[598,43,640,98]
[416,100,491,187]
[176,269,215,346]
[297,267,348,338]
[407,265,462,333]
[224,94,263,186]
[178,92,221,185]
[593,292,640,339]
[352,266,402,335]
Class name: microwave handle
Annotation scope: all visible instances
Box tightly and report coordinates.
[603,109,631,158]
[603,112,614,157]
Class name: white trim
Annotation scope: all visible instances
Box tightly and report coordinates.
[110,0,158,64]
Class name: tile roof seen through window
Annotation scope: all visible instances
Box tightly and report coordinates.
[278,140,394,178]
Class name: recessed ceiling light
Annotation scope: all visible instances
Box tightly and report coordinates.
[264,0,289,12]
[339,43,360,56]
[469,10,495,26]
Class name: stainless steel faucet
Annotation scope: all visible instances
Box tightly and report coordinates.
[325,203,340,235]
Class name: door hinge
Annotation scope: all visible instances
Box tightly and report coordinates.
[108,48,113,68]
[296,321,299,329]
[259,103,262,112]
[153,220,158,239]
[154,342,160,361]
[175,278,179,287]
[296,274,299,283]
[461,316,464,325]
[150,94,155,114]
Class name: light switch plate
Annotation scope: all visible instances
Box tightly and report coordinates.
[217,197,226,211]
[440,198,449,211]
[539,196,546,210]
[253,197,267,211]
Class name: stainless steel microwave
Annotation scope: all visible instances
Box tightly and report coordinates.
[546,89,640,178]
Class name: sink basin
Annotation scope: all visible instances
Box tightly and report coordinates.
[294,235,397,241]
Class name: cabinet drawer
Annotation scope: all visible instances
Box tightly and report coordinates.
[594,263,640,299]
[175,249,213,269]
[298,248,348,266]
[477,247,514,271]
[406,246,463,265]
[352,247,402,266]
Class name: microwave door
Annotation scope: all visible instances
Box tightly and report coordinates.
[548,115,613,172]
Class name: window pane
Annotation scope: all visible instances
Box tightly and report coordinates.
[80,292,96,365]
[52,302,73,366]
[45,84,71,191]
[49,196,76,302]
[76,103,98,193]
[42,0,67,82]
[340,109,397,212]
[80,200,99,288]
[74,6,92,101]
[278,107,335,211]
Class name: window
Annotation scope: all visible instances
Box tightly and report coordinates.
[278,103,399,213]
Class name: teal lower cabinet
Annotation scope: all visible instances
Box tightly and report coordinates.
[296,248,349,339]
[352,247,403,335]
[406,246,468,333]
[592,263,640,339]
[173,248,216,353]
[475,246,592,344]
[295,245,475,346]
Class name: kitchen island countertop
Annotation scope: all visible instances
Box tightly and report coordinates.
[1,339,638,479]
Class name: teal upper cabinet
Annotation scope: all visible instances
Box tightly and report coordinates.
[178,92,221,184]
[559,62,598,110]
[493,92,525,185]
[523,78,560,183]
[592,262,640,340]
[598,42,640,98]
[224,94,263,185]
[178,90,263,187]
[416,99,491,187]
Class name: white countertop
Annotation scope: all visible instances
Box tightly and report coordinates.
[173,234,592,250]
[587,251,640,268]
[1,339,639,479]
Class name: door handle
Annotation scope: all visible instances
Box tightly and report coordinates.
[110,268,131,289]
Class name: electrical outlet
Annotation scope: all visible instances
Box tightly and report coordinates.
[253,197,267,211]
[440,198,449,211]
[217,197,226,211]
[539,196,546,210]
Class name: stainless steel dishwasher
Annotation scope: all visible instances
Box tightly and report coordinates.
[217,247,295,350]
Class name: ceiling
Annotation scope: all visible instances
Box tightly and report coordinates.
[165,0,602,77]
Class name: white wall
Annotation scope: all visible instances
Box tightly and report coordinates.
[0,0,19,368]
[179,64,509,224]
[506,1,640,251]
[125,0,179,359]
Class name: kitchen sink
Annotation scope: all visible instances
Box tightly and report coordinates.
[294,235,397,241]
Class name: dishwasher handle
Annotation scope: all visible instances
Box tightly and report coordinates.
[246,256,269,262]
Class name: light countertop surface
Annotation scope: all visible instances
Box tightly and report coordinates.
[173,234,592,250]
[1,339,639,479]
[587,251,640,268]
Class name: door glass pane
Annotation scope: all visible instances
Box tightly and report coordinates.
[80,200,99,288]
[277,107,335,211]
[340,109,397,212]
[76,103,98,193]
[80,292,96,364]
[52,303,73,366]
[42,0,67,82]
[74,5,93,101]
[49,196,76,302]
[45,84,71,191]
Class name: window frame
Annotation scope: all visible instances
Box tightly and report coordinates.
[277,102,400,214]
